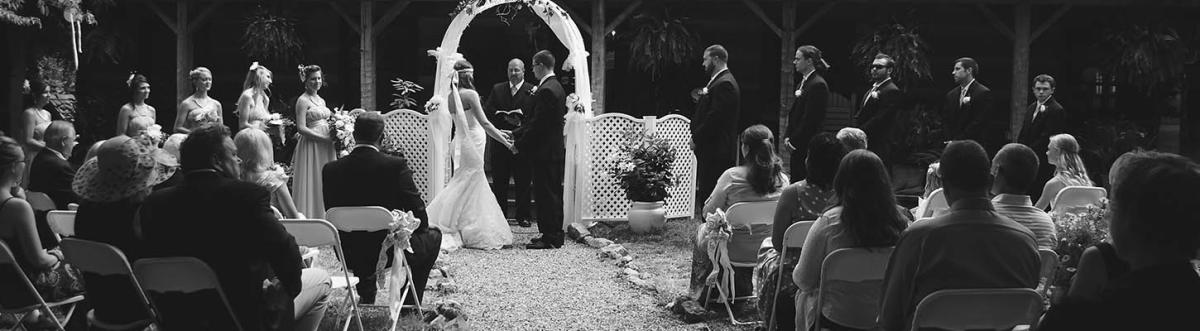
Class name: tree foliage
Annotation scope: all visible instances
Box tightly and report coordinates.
[850,19,933,89]
[1099,23,1198,94]
[626,7,697,80]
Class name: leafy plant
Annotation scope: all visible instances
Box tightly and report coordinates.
[389,77,424,111]
[626,8,697,80]
[608,129,678,202]
[1050,199,1111,288]
[850,18,933,89]
[241,7,303,63]
[1099,23,1197,95]
[1,0,104,27]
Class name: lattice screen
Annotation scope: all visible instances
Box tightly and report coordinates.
[383,109,437,204]
[581,114,697,221]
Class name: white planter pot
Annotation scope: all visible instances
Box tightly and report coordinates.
[628,201,666,233]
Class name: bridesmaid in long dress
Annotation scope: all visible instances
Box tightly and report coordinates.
[18,79,53,187]
[237,62,273,131]
[291,64,335,220]
[173,67,223,134]
[116,74,156,137]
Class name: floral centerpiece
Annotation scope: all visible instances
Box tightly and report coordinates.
[327,107,358,158]
[1050,199,1111,290]
[607,129,677,232]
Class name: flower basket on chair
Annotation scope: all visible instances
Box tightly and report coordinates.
[608,129,677,233]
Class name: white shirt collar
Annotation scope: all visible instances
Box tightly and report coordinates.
[353,144,380,152]
[510,80,524,92]
[961,79,976,92]
[872,77,892,89]
[537,73,556,87]
[992,193,1033,206]
[706,67,729,88]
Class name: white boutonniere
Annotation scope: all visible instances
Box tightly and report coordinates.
[870,90,880,99]
[962,96,972,104]
[699,87,709,96]
[794,89,802,97]
[1038,104,1046,112]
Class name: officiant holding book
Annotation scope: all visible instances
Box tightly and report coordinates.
[485,58,536,227]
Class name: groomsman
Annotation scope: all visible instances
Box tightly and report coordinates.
[785,45,830,182]
[1017,74,1066,198]
[691,45,740,213]
[855,53,904,163]
[484,58,535,227]
[943,57,1002,154]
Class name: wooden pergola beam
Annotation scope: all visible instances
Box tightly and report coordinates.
[976,3,1015,40]
[605,0,642,34]
[1032,4,1071,41]
[793,0,839,36]
[187,1,224,33]
[740,0,783,38]
[329,1,362,34]
[373,0,411,38]
[145,0,179,34]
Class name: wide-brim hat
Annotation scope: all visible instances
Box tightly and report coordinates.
[73,134,179,202]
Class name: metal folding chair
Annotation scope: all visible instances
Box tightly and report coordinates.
[814,247,894,330]
[46,211,75,238]
[1050,186,1107,212]
[60,238,156,330]
[911,288,1044,331]
[704,201,777,326]
[325,206,422,331]
[280,218,364,331]
[766,220,814,331]
[133,257,244,331]
[0,241,84,331]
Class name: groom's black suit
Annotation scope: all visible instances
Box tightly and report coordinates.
[514,75,566,246]
[323,146,442,303]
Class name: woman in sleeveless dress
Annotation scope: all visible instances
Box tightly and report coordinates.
[174,67,223,134]
[236,127,303,219]
[18,79,53,187]
[116,74,156,137]
[291,65,336,220]
[238,62,273,131]
[1034,133,1094,210]
[427,59,515,251]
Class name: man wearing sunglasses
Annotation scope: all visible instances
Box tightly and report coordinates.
[855,54,904,166]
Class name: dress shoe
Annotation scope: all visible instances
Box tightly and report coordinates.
[517,219,532,227]
[525,241,561,249]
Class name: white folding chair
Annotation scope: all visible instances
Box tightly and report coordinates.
[921,188,948,219]
[814,247,894,330]
[0,241,85,331]
[24,191,55,212]
[66,203,78,211]
[1037,249,1060,300]
[705,201,777,326]
[133,257,243,331]
[60,238,156,330]
[766,220,814,331]
[46,211,75,238]
[280,219,364,331]
[1050,186,1107,212]
[910,288,1044,331]
[325,206,422,331]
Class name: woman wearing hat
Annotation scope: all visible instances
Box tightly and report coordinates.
[72,134,178,325]
[0,134,85,316]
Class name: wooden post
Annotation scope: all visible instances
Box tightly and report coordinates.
[590,0,606,114]
[1010,2,1031,142]
[360,0,375,111]
[780,0,796,163]
[176,2,192,106]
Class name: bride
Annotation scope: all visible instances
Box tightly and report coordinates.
[428,59,516,251]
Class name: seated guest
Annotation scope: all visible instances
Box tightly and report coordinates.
[877,140,1040,331]
[84,139,106,161]
[29,120,78,209]
[757,132,843,329]
[73,134,176,325]
[1034,134,1093,210]
[153,133,187,191]
[1039,151,1200,330]
[990,143,1057,249]
[323,112,442,305]
[691,125,788,304]
[836,127,868,151]
[138,124,330,331]
[794,149,910,330]
[1063,151,1138,303]
[235,128,303,219]
[0,134,84,309]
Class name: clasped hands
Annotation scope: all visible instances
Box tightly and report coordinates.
[499,130,518,154]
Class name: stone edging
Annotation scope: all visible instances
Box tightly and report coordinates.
[567,223,656,289]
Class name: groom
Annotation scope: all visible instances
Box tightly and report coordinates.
[513,50,567,249]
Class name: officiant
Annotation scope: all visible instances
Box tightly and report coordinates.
[484,58,536,227]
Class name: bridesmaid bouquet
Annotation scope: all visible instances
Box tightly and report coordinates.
[327,107,358,158]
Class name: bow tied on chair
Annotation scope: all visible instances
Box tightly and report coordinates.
[702,209,739,302]
[373,210,421,289]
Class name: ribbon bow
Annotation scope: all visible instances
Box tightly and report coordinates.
[374,210,421,289]
[702,209,738,303]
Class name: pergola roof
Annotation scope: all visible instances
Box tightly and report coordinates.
[154,0,1200,6]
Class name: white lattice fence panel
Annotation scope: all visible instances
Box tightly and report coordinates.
[655,115,697,219]
[384,109,435,204]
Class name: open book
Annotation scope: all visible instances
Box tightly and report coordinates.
[496,108,524,116]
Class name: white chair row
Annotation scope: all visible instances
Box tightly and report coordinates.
[919,185,1108,219]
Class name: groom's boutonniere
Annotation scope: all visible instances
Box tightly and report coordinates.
[699,87,709,96]
[794,88,803,97]
[962,95,972,105]
[1038,104,1047,112]
[870,90,880,99]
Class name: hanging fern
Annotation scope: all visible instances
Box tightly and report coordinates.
[851,19,933,89]
[241,7,303,63]
[626,8,697,80]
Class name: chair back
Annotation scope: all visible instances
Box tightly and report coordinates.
[47,210,75,237]
[0,241,46,312]
[724,201,778,266]
[25,191,55,211]
[133,257,244,331]
[817,247,894,330]
[923,188,947,218]
[326,206,394,232]
[60,238,156,319]
[280,219,342,248]
[910,288,1044,331]
[781,221,815,250]
[725,201,777,226]
[1050,186,1106,211]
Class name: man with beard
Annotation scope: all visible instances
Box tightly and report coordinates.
[855,54,903,164]
[943,57,1002,155]
[691,45,740,215]
[484,58,536,227]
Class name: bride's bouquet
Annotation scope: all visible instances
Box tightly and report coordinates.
[327,106,358,158]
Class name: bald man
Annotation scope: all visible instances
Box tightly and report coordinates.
[484,58,536,227]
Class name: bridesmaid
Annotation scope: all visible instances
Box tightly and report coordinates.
[18,79,53,187]
[291,64,335,220]
[116,73,156,137]
[237,62,273,131]
[173,67,223,134]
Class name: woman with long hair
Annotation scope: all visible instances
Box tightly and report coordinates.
[426,58,515,251]
[116,73,156,137]
[237,62,273,131]
[18,80,53,187]
[291,64,335,219]
[793,149,910,330]
[174,67,223,134]
[1034,133,1094,210]
[236,128,303,219]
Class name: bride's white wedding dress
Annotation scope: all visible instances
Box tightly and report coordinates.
[427,89,515,251]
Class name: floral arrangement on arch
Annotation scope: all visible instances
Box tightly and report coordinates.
[1050,198,1111,287]
[565,93,587,113]
[452,0,568,18]
[607,129,677,202]
[327,107,361,158]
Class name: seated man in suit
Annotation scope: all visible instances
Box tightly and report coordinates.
[139,124,331,331]
[29,120,78,209]
[323,111,442,305]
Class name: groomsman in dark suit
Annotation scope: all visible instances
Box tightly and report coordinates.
[1017,74,1066,198]
[514,50,567,249]
[484,58,536,227]
[323,112,442,304]
[691,45,740,212]
[855,54,904,163]
[943,57,1003,154]
[785,45,830,182]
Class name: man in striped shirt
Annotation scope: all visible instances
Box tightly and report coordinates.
[990,143,1058,249]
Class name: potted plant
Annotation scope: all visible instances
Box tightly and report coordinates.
[608,129,677,233]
